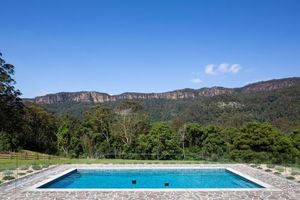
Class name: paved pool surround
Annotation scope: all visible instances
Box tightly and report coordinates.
[0,164,300,200]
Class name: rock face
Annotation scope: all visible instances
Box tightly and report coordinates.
[240,78,297,93]
[29,77,299,104]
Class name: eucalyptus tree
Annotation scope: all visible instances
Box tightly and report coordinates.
[80,105,115,158]
[0,53,23,150]
[56,115,82,157]
[112,100,150,158]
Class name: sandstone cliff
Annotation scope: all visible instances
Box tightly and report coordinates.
[28,77,299,104]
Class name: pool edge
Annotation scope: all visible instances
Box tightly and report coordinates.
[26,166,281,192]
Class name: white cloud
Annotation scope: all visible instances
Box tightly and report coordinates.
[190,78,202,83]
[218,63,230,73]
[229,64,241,74]
[204,63,241,75]
[205,64,216,75]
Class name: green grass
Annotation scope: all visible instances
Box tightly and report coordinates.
[0,158,211,171]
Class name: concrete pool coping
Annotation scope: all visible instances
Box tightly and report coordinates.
[28,166,278,192]
[1,164,300,199]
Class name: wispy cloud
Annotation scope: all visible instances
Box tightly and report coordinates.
[190,72,202,84]
[190,78,202,83]
[204,63,241,75]
[205,64,216,75]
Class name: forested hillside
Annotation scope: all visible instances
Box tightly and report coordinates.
[39,78,300,132]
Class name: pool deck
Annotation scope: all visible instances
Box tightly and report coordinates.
[1,164,300,200]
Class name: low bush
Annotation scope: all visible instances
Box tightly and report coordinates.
[2,176,15,180]
[274,172,281,175]
[26,170,33,173]
[41,164,49,169]
[32,165,42,170]
[265,169,272,172]
[266,164,275,168]
[20,166,29,170]
[17,172,26,176]
[291,171,300,176]
[275,166,284,172]
[286,176,295,180]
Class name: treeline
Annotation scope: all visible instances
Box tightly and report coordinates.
[2,100,300,164]
[1,53,300,164]
[43,82,300,133]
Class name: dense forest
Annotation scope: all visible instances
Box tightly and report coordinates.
[41,79,300,133]
[1,53,300,164]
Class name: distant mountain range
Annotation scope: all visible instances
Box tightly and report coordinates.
[26,77,299,104]
[24,77,300,132]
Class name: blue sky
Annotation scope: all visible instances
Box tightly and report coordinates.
[1,0,300,98]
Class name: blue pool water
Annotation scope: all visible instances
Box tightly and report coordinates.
[39,169,263,189]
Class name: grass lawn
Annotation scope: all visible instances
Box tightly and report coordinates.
[0,158,213,171]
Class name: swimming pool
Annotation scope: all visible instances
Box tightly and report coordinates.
[38,168,264,189]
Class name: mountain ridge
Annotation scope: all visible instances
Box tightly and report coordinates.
[26,77,300,104]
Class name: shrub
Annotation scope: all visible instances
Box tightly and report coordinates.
[291,171,300,176]
[274,172,281,175]
[26,170,33,173]
[17,172,26,176]
[257,167,263,169]
[275,166,284,172]
[2,176,15,180]
[42,164,49,168]
[286,176,295,180]
[20,166,29,170]
[250,164,258,168]
[265,169,272,172]
[32,165,42,170]
[266,164,275,168]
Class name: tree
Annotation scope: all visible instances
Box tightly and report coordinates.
[178,123,205,159]
[289,129,300,163]
[56,115,82,157]
[0,53,24,150]
[184,123,205,147]
[112,100,150,158]
[272,135,298,164]
[230,122,280,163]
[290,129,300,150]
[138,123,181,160]
[0,131,11,151]
[80,106,114,158]
[201,126,237,161]
[22,103,58,153]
